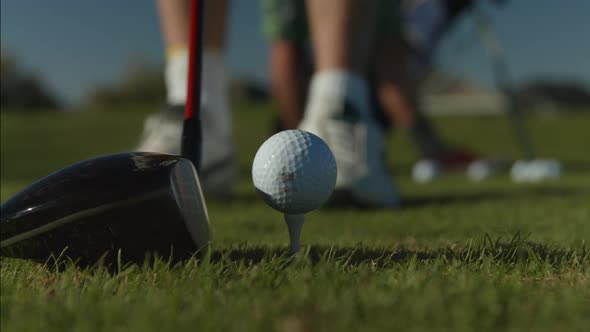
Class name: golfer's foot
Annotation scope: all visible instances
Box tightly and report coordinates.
[299,101,400,209]
[136,104,236,198]
[137,105,184,155]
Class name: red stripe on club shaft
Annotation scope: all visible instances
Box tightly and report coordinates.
[185,0,203,120]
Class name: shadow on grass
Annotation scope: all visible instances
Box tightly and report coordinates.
[214,184,589,210]
[209,234,588,271]
[324,186,588,210]
[400,187,590,209]
[10,234,584,273]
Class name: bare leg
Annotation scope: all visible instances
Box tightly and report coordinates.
[375,38,480,172]
[374,39,417,126]
[305,0,377,73]
[157,0,227,50]
[157,0,189,49]
[269,41,309,129]
[375,38,449,157]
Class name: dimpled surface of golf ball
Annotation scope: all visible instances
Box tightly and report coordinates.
[252,130,337,214]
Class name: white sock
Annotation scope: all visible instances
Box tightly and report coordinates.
[165,49,189,106]
[164,48,230,120]
[305,70,370,119]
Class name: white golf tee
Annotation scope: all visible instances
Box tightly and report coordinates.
[284,214,305,253]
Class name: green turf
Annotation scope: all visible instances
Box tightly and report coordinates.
[1,104,589,331]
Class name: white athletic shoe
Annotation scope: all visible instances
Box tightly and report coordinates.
[137,106,184,155]
[136,105,236,198]
[299,101,401,208]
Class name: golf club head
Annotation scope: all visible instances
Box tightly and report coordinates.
[1,153,210,264]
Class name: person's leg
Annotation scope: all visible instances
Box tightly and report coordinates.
[139,0,235,197]
[262,0,310,130]
[375,38,450,158]
[301,0,399,208]
[270,41,309,129]
[157,0,190,106]
[157,0,229,104]
[376,0,478,170]
[305,0,377,74]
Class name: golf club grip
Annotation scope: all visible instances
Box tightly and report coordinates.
[181,0,204,171]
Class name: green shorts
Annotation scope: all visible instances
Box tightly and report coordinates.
[262,0,402,43]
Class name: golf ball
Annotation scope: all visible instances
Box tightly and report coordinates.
[252,130,337,214]
[412,159,441,183]
[511,159,561,182]
[467,160,493,182]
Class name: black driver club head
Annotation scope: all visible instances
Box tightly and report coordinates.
[1,0,210,266]
[1,152,210,264]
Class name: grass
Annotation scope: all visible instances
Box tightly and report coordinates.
[1,103,589,331]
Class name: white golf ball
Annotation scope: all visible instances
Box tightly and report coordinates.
[252,130,337,214]
[510,160,528,182]
[511,159,561,182]
[412,159,441,183]
[467,160,494,182]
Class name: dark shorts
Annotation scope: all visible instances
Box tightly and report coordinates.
[262,0,403,42]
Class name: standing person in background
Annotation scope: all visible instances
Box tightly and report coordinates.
[300,0,400,207]
[140,0,400,207]
[263,0,497,175]
[375,0,481,170]
[138,0,236,198]
[262,0,311,131]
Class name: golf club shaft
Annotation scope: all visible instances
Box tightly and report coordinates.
[181,0,205,172]
[474,9,536,160]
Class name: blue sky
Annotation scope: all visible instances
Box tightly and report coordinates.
[1,0,588,105]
